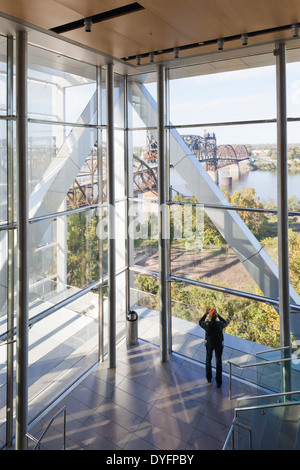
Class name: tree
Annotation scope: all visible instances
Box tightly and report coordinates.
[288,145,300,160]
[229,187,271,239]
[67,210,99,288]
[134,273,281,347]
[288,229,300,294]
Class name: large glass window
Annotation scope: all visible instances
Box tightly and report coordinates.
[127,52,299,356]
[127,73,159,335]
[0,35,10,449]
[28,46,97,124]
[168,55,283,353]
[21,46,105,429]
[287,53,300,299]
[167,50,300,357]
[0,120,7,224]
[1,25,299,449]
[169,57,276,126]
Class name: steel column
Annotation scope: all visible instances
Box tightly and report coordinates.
[107,63,116,368]
[6,35,14,449]
[157,64,168,362]
[275,41,291,393]
[15,30,29,450]
[97,66,104,363]
[124,75,130,314]
[165,68,172,355]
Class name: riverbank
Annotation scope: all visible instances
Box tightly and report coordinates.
[250,159,300,172]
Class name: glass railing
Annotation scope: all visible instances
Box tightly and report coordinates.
[130,285,280,345]
[225,391,300,450]
[228,346,300,398]
[256,346,300,393]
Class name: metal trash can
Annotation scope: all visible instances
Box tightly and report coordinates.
[126,310,138,346]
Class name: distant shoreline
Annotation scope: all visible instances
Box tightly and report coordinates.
[250,160,300,172]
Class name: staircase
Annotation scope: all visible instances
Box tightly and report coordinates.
[238,399,300,450]
[224,346,300,450]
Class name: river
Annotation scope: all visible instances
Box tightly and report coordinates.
[223,169,300,205]
[170,168,300,206]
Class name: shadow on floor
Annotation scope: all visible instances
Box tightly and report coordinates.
[28,340,256,451]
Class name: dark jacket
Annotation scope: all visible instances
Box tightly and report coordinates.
[199,312,227,347]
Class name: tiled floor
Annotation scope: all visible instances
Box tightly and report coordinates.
[28,340,256,451]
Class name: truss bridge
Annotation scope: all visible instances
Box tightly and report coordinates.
[67,131,250,205]
[66,140,159,207]
[182,132,249,171]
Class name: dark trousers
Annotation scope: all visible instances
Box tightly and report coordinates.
[205,342,223,386]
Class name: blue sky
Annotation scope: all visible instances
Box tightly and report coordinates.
[144,61,300,145]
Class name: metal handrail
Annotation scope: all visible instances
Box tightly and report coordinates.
[26,406,67,450]
[236,390,300,408]
[223,390,300,450]
[222,416,252,450]
[228,355,297,399]
[255,345,292,355]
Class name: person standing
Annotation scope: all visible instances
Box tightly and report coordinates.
[199,308,227,387]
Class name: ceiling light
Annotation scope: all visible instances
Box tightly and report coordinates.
[217,38,224,51]
[136,55,141,66]
[174,47,179,59]
[149,52,155,63]
[241,33,248,45]
[84,17,92,32]
[292,24,299,37]
[51,3,144,35]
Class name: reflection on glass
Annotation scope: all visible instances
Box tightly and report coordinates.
[256,348,300,394]
[130,200,159,272]
[28,208,100,317]
[68,142,99,208]
[0,231,7,324]
[28,45,96,124]
[115,200,126,271]
[97,205,108,278]
[287,55,300,118]
[130,272,159,345]
[114,130,125,200]
[0,36,7,115]
[129,129,158,199]
[127,72,157,128]
[28,290,99,425]
[114,73,125,128]
[0,121,7,223]
[28,218,57,308]
[235,390,300,449]
[28,123,98,215]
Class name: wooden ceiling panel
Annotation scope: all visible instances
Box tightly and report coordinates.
[53,0,132,19]
[58,8,192,59]
[0,0,81,30]
[0,0,300,63]
[139,0,300,43]
[91,9,192,54]
[61,23,143,59]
